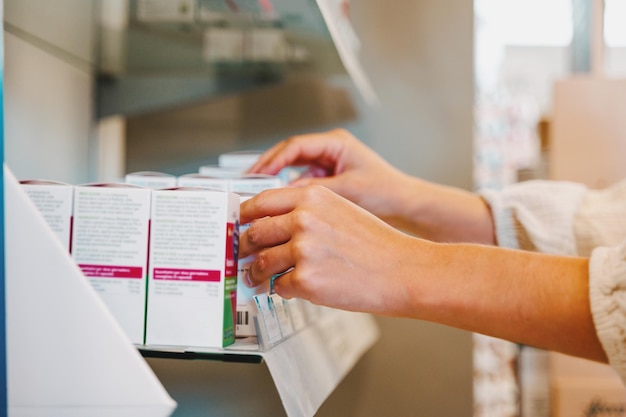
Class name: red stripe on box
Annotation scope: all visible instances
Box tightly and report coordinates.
[153,268,221,282]
[79,264,143,279]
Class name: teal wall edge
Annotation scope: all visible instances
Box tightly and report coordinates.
[1,7,8,415]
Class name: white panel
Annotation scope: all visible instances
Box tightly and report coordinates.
[4,32,93,184]
[5,0,95,63]
[5,166,176,416]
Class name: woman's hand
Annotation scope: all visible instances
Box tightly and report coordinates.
[239,185,606,363]
[239,185,418,317]
[249,129,496,243]
[248,129,418,228]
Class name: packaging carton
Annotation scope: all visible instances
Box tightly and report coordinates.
[176,173,228,191]
[20,180,73,252]
[550,352,626,417]
[235,193,271,337]
[146,187,239,348]
[125,171,177,189]
[71,183,152,344]
[198,165,245,178]
[231,175,281,338]
[218,150,262,171]
[229,174,283,195]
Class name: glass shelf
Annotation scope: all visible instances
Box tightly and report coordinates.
[137,308,380,417]
[97,0,346,118]
[138,337,264,364]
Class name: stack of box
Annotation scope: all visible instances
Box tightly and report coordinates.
[22,177,241,349]
[20,148,305,347]
[124,171,177,189]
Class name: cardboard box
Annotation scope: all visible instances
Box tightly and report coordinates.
[550,77,626,189]
[20,180,73,252]
[146,187,239,348]
[71,183,152,344]
[549,352,626,417]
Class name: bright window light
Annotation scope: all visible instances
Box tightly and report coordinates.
[476,0,573,46]
[605,0,626,47]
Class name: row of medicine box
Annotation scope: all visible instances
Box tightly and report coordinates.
[20,171,283,348]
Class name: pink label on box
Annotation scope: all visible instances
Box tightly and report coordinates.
[225,222,238,277]
[79,264,143,279]
[153,268,221,282]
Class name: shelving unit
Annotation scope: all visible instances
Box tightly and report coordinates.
[5,2,379,416]
[96,0,346,117]
[138,308,379,416]
[6,163,380,417]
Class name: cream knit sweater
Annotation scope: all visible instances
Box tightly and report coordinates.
[481,179,626,381]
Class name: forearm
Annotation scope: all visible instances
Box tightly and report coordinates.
[401,240,607,362]
[384,176,496,245]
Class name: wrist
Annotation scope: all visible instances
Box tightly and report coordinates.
[400,178,495,244]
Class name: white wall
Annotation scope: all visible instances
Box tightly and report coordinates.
[351,0,475,189]
[4,0,96,184]
[317,2,475,416]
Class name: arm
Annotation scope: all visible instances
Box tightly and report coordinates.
[239,185,607,363]
[248,128,495,244]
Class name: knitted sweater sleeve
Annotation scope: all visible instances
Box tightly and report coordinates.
[480,179,626,380]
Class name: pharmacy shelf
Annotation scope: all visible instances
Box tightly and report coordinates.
[138,337,264,364]
[7,168,379,417]
[138,309,380,417]
[138,307,378,365]
[96,0,346,118]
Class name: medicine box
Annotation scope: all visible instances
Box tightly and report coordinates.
[20,180,73,252]
[235,193,270,337]
[176,173,228,191]
[145,187,239,348]
[125,171,177,189]
[231,176,281,338]
[228,174,283,195]
[71,183,152,345]
[218,150,262,171]
[203,27,244,63]
[198,165,245,179]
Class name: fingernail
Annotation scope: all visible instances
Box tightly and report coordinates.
[243,267,253,287]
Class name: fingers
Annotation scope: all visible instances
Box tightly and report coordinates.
[239,215,294,288]
[243,243,295,288]
[239,214,291,259]
[240,186,313,225]
[239,186,336,291]
[247,129,349,175]
[269,269,298,299]
[247,140,291,175]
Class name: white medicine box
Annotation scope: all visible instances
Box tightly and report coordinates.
[125,171,177,189]
[20,180,74,252]
[71,184,152,345]
[146,188,239,348]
